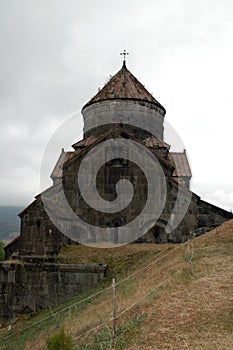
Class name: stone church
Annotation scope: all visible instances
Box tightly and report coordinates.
[4,59,233,258]
[1,58,232,320]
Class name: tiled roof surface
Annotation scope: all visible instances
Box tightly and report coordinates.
[72,135,97,149]
[63,123,173,172]
[52,126,175,181]
[83,62,165,111]
[143,136,170,149]
[51,150,74,179]
[170,151,192,177]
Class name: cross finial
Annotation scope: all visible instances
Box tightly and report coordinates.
[120,49,129,65]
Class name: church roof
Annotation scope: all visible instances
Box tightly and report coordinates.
[82,61,165,111]
[169,151,192,177]
[143,136,170,149]
[4,235,20,250]
[50,150,74,179]
[64,124,174,173]
[72,135,97,150]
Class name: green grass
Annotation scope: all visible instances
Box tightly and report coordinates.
[74,313,146,350]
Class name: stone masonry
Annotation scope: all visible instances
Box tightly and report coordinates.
[1,60,232,320]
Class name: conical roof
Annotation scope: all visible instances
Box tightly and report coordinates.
[82,61,165,112]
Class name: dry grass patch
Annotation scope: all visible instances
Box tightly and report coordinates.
[122,221,233,349]
[1,220,233,349]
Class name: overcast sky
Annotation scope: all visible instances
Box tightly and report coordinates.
[0,0,233,211]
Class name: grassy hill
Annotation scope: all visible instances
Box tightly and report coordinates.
[0,220,233,349]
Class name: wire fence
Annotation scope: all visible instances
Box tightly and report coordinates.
[0,240,191,349]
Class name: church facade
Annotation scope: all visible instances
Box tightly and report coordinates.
[5,60,233,258]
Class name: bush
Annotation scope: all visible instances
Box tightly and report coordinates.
[46,327,73,350]
[0,241,5,261]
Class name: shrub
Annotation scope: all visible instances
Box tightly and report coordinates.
[46,327,73,350]
[0,241,5,261]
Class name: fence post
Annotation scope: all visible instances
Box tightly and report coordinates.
[187,237,191,263]
[110,278,117,349]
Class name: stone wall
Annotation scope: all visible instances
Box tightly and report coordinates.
[17,197,73,257]
[0,261,106,321]
[62,131,180,245]
[196,199,232,233]
[82,100,165,140]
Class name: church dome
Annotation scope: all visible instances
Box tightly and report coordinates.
[82,61,166,113]
[82,61,166,140]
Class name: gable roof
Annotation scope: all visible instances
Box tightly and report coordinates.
[82,62,165,112]
[63,123,174,173]
[143,135,170,149]
[169,151,192,177]
[18,198,39,218]
[72,135,97,150]
[4,235,20,251]
[19,184,70,220]
[50,149,74,179]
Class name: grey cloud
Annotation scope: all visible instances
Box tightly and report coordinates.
[0,0,233,208]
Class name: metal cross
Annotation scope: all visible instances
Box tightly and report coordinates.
[120,49,129,62]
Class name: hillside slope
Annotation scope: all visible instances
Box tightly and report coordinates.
[0,220,233,349]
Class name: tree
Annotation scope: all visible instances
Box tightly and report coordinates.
[0,241,5,261]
